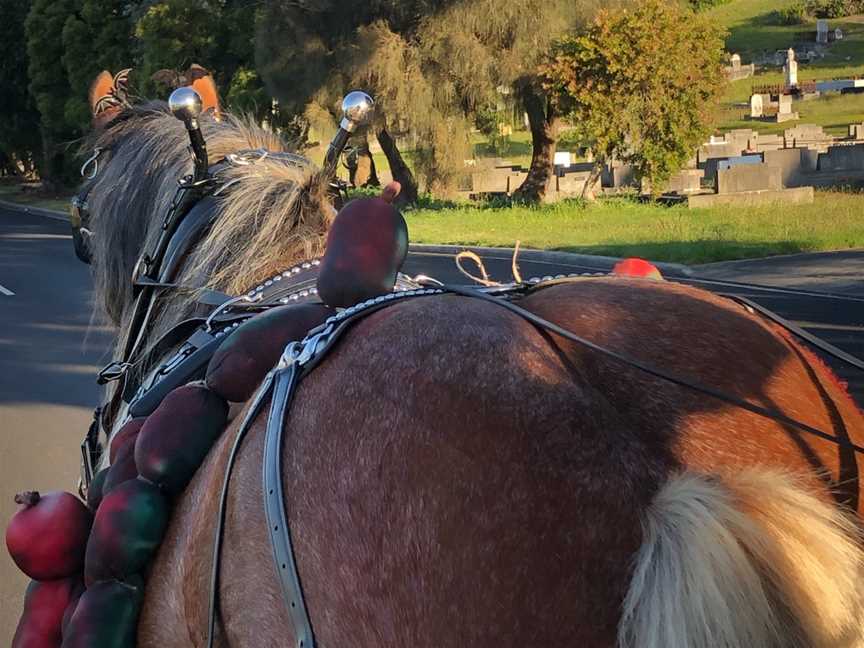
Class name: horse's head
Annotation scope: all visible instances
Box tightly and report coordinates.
[74,68,334,339]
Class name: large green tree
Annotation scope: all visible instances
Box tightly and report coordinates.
[62,0,135,130]
[0,0,40,176]
[136,0,270,121]
[258,0,612,202]
[542,0,726,194]
[26,0,79,189]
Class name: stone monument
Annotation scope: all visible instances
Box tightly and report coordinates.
[750,93,764,118]
[784,48,798,87]
[817,20,829,44]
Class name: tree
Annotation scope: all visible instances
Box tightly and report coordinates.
[26,0,80,189]
[542,0,726,194]
[62,0,135,131]
[0,0,41,176]
[258,0,612,203]
[136,0,272,122]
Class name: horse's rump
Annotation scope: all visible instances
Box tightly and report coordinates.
[140,278,864,647]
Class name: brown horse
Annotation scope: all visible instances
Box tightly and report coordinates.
[80,75,864,647]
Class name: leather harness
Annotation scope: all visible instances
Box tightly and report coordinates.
[73,142,864,648]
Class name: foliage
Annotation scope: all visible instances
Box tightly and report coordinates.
[0,0,41,174]
[688,0,731,10]
[773,2,809,24]
[62,0,134,130]
[475,108,512,157]
[257,0,607,196]
[542,0,727,194]
[25,0,80,186]
[805,0,864,17]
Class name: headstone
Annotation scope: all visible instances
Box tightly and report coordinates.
[718,155,763,171]
[750,93,764,118]
[731,53,741,70]
[775,94,798,122]
[849,124,864,140]
[835,28,844,41]
[554,151,572,168]
[817,20,829,44]
[783,49,798,87]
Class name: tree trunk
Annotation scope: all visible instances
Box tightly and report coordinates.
[513,88,559,203]
[353,136,380,188]
[581,161,603,201]
[38,128,62,194]
[376,127,418,206]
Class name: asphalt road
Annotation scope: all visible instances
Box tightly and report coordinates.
[0,205,861,641]
[0,206,113,640]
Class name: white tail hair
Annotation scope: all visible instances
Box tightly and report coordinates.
[619,470,864,648]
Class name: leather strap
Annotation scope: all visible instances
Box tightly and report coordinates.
[263,360,315,648]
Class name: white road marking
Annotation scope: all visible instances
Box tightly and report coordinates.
[0,284,14,296]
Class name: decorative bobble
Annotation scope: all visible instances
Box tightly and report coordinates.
[11,577,82,648]
[206,303,334,402]
[317,197,409,308]
[61,577,143,648]
[134,384,229,495]
[612,257,664,280]
[84,478,168,585]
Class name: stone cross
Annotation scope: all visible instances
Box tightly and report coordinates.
[750,93,764,118]
[817,19,829,44]
[784,48,798,87]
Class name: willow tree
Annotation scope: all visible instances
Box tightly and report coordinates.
[254,1,458,203]
[415,0,607,201]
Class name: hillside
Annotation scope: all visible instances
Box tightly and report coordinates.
[709,0,864,134]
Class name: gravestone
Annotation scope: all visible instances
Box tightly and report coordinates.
[785,124,831,148]
[775,94,798,123]
[817,143,864,172]
[783,49,798,87]
[817,20,829,44]
[554,151,572,168]
[717,165,782,194]
[718,155,763,172]
[664,169,704,195]
[835,28,844,41]
[849,124,864,141]
[750,93,764,118]
[731,53,741,70]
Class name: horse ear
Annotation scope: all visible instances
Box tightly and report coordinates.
[90,70,123,129]
[89,71,114,114]
[190,72,221,120]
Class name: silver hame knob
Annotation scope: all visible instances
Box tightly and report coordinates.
[169,86,203,128]
[340,91,375,132]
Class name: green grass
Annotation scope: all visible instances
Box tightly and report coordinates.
[405,191,864,264]
[0,182,72,213]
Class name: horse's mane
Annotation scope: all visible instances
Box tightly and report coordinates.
[83,101,333,363]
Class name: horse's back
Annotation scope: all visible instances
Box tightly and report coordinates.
[140,278,864,648]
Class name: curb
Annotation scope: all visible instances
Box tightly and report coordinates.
[0,199,695,278]
[0,199,69,222]
[409,244,694,277]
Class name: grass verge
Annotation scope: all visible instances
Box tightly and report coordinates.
[404,191,864,264]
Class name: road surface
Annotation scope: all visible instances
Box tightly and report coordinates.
[0,204,861,641]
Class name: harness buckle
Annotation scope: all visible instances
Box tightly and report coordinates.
[78,408,103,498]
[97,360,132,385]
